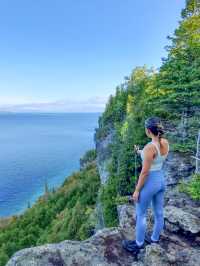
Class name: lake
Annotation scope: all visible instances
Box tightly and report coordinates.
[0,112,101,217]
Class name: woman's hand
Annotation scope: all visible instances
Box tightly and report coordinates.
[134,144,139,152]
[134,145,141,155]
[132,190,140,203]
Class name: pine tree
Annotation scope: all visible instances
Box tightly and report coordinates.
[157,0,200,118]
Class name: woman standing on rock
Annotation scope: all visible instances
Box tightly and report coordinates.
[122,116,169,254]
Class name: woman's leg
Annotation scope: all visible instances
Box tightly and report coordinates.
[151,188,165,241]
[135,186,153,245]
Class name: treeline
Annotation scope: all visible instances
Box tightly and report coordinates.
[0,152,100,266]
[95,0,200,226]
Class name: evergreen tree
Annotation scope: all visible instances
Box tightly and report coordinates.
[157,0,200,118]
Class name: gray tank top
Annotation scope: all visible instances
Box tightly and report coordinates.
[140,140,169,171]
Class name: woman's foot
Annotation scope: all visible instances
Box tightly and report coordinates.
[122,239,144,254]
[145,232,159,244]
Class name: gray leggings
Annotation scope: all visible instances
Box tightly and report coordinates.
[135,169,166,244]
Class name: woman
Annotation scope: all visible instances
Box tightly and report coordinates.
[122,116,169,254]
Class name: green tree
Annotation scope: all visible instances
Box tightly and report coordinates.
[158,0,200,118]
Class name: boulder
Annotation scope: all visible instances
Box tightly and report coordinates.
[164,205,200,234]
[117,204,153,239]
[164,185,200,210]
[143,244,169,266]
[163,151,195,185]
[6,228,136,266]
[117,204,136,239]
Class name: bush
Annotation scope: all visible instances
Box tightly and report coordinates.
[179,173,200,200]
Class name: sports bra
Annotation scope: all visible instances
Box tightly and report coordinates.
[140,140,169,171]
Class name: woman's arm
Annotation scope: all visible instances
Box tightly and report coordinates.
[135,144,155,192]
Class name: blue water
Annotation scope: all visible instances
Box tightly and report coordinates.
[0,112,101,217]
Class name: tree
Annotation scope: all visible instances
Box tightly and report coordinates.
[158,0,200,114]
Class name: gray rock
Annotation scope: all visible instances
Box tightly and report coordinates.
[143,244,170,266]
[117,204,153,239]
[164,205,200,234]
[117,204,136,239]
[117,203,200,266]
[6,228,137,266]
[6,205,200,266]
[163,151,195,186]
[174,248,200,266]
[164,185,200,209]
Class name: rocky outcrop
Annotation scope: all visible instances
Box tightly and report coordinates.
[164,205,200,234]
[116,185,200,266]
[6,228,136,266]
[117,204,153,240]
[7,183,200,266]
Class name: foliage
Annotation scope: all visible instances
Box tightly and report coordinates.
[0,161,100,266]
[94,86,128,141]
[80,149,97,169]
[115,195,130,205]
[178,173,200,200]
[99,176,119,227]
[157,0,200,141]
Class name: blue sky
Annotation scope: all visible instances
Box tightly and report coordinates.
[0,0,185,112]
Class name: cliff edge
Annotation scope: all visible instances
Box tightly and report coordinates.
[6,181,200,266]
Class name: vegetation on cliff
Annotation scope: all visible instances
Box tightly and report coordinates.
[179,173,200,200]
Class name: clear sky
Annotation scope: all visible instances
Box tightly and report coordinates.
[0,0,185,112]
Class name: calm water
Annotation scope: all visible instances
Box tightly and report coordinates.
[0,112,101,217]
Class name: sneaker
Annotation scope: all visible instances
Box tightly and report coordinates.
[145,232,159,244]
[122,239,144,254]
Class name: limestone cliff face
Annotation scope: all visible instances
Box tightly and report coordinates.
[93,128,115,231]
[95,128,115,184]
[163,151,195,185]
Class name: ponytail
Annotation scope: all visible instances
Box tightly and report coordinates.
[145,117,165,145]
[157,123,164,146]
